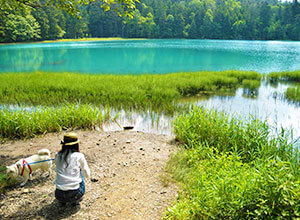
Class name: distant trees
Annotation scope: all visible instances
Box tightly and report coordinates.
[0,0,299,43]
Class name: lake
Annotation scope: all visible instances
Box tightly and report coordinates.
[0,39,299,139]
[0,39,300,74]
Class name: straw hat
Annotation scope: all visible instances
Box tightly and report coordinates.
[61,132,79,146]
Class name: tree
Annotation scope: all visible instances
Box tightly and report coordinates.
[0,0,140,19]
[1,14,40,42]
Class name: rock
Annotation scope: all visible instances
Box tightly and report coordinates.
[22,189,29,193]
[91,178,99,182]
[123,126,134,130]
[126,140,131,144]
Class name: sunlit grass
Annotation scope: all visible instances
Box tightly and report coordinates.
[268,70,300,82]
[267,71,300,103]
[0,103,114,140]
[285,85,300,103]
[165,107,299,219]
[0,71,261,113]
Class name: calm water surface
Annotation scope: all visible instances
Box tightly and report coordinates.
[0,39,299,73]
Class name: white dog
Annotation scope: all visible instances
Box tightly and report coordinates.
[6,149,52,186]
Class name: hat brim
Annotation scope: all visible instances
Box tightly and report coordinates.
[62,140,79,146]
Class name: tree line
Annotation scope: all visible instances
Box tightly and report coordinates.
[0,0,299,43]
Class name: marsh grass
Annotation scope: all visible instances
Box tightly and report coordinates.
[0,103,113,140]
[166,107,299,219]
[0,71,261,113]
[267,71,300,103]
[285,85,300,103]
[268,70,300,82]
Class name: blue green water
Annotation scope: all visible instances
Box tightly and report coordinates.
[0,39,299,74]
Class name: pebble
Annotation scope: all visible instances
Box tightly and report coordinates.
[22,189,29,193]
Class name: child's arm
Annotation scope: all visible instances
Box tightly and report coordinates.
[79,154,90,179]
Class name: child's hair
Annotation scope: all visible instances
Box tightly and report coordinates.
[58,143,79,168]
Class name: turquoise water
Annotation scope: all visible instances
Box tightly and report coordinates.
[0,39,299,74]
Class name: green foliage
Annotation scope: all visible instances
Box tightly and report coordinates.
[166,107,299,219]
[268,71,300,103]
[285,85,300,103]
[173,107,296,163]
[1,14,40,43]
[0,0,139,19]
[242,79,261,90]
[268,70,300,83]
[0,71,261,113]
[0,103,110,139]
[1,0,299,42]
[165,150,299,219]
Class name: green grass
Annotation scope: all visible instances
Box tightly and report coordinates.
[267,71,300,103]
[268,70,300,83]
[0,103,115,140]
[285,85,300,103]
[0,71,261,113]
[165,107,299,219]
[242,79,261,90]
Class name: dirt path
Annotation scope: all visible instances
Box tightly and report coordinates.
[0,131,178,219]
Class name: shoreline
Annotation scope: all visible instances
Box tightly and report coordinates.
[0,37,146,46]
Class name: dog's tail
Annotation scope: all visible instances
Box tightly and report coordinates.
[38,149,51,156]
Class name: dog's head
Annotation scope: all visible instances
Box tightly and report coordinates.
[6,165,18,179]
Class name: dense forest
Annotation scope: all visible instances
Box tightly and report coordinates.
[0,0,299,42]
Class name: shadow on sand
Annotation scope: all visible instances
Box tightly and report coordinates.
[7,199,81,219]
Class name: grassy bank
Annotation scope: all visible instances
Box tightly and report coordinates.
[165,107,299,219]
[0,71,261,113]
[0,104,115,140]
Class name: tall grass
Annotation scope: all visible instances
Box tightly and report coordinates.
[0,71,261,112]
[268,70,300,82]
[166,107,299,219]
[285,85,300,103]
[0,103,112,139]
[267,71,300,103]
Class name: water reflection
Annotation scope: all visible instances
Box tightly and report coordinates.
[194,81,300,138]
[102,109,173,136]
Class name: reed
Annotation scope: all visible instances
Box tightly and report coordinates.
[285,85,300,103]
[268,70,300,82]
[166,107,299,219]
[0,103,112,140]
[0,71,261,112]
[242,79,261,90]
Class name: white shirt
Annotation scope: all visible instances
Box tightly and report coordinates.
[55,152,90,191]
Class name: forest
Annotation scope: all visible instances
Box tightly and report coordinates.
[0,0,299,43]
